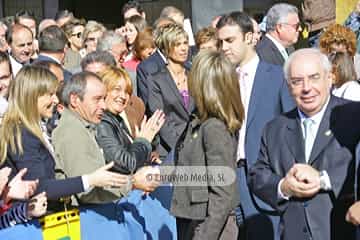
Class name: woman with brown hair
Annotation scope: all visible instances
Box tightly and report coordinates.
[134,27,156,61]
[171,50,244,240]
[122,26,155,72]
[122,15,148,70]
[330,51,360,101]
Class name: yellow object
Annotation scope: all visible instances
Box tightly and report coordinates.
[336,0,358,23]
[302,26,309,39]
[39,209,81,240]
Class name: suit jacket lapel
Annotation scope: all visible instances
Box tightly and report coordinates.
[164,69,190,116]
[285,110,306,164]
[264,36,285,65]
[246,61,266,130]
[308,97,336,165]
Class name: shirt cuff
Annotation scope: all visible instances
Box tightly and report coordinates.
[320,170,331,191]
[81,175,90,191]
[278,179,290,200]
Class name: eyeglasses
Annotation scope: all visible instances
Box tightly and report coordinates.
[71,32,82,38]
[289,73,323,87]
[280,22,302,31]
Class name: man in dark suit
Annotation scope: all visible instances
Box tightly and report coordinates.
[216,11,294,240]
[136,49,166,105]
[249,48,360,240]
[33,25,72,82]
[256,3,301,66]
[136,17,175,105]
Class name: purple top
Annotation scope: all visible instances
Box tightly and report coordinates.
[180,90,190,110]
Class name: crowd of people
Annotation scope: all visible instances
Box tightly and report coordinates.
[1,0,360,239]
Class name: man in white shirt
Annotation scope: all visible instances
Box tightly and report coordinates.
[256,3,301,66]
[217,11,294,240]
[249,48,360,240]
[6,24,34,76]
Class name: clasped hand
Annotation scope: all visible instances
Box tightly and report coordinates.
[281,164,320,198]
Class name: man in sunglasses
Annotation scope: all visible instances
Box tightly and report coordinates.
[256,3,301,66]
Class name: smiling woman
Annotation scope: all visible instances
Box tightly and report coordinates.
[96,66,165,173]
[0,65,129,209]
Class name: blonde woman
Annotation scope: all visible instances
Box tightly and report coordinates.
[81,20,106,57]
[147,23,194,161]
[96,66,164,176]
[171,50,244,240]
[0,66,128,207]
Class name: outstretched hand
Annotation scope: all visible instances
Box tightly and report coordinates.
[87,162,130,188]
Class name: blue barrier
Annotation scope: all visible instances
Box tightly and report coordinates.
[0,190,177,240]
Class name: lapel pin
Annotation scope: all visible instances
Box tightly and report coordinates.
[325,130,332,136]
[192,132,198,139]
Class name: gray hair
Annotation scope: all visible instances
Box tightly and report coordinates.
[80,50,116,70]
[96,30,126,52]
[61,71,100,107]
[266,3,298,32]
[160,6,184,19]
[283,48,332,81]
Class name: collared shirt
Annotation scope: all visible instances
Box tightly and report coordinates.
[236,54,259,160]
[297,97,330,148]
[9,54,23,77]
[278,96,331,200]
[157,48,167,64]
[266,33,288,60]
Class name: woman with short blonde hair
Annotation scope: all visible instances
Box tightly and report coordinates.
[96,66,165,174]
[81,20,107,56]
[147,23,193,162]
[155,23,188,58]
[101,65,133,96]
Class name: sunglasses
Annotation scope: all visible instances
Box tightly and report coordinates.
[71,32,82,38]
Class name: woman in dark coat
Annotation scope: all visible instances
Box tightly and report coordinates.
[96,66,165,176]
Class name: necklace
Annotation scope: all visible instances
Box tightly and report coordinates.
[168,66,187,88]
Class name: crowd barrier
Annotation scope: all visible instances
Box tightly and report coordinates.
[0,190,177,240]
